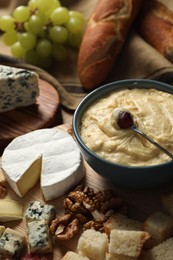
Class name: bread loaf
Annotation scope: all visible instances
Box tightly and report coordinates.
[77,0,143,90]
[135,0,173,63]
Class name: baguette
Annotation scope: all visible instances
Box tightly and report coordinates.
[77,0,143,90]
[135,0,173,63]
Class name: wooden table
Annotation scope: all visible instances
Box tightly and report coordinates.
[1,41,173,260]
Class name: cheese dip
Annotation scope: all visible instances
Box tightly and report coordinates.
[80,88,173,166]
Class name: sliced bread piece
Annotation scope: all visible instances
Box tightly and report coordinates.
[106,252,137,259]
[104,213,142,236]
[140,237,173,260]
[77,229,108,260]
[161,192,173,217]
[143,211,173,248]
[62,251,89,260]
[109,230,150,257]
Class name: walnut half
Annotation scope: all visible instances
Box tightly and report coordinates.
[50,214,80,240]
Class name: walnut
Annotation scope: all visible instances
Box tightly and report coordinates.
[52,185,125,240]
[64,185,125,225]
[0,180,7,198]
[50,214,80,240]
[83,220,104,232]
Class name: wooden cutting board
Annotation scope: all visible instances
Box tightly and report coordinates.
[1,125,173,259]
[0,78,62,155]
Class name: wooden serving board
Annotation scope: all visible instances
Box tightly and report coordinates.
[1,125,173,259]
[0,78,62,155]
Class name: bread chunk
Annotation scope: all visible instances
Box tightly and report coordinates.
[62,251,89,260]
[143,211,173,248]
[106,252,137,259]
[77,229,108,260]
[104,213,142,236]
[109,230,150,257]
[161,192,173,217]
[140,237,173,260]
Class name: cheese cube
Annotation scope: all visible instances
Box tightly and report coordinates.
[0,226,5,237]
[0,198,23,222]
[25,201,56,225]
[27,220,52,254]
[0,64,39,112]
[0,228,26,259]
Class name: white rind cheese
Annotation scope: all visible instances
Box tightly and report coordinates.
[0,64,39,112]
[1,128,85,200]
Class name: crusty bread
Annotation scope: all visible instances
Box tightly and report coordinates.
[104,213,142,236]
[106,252,137,259]
[77,0,143,90]
[109,230,150,257]
[135,0,173,63]
[140,237,173,260]
[143,211,173,249]
[77,229,108,260]
[62,251,89,260]
[161,192,173,217]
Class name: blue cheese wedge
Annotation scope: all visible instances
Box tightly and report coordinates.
[27,220,52,254]
[1,128,85,201]
[0,228,27,259]
[0,64,39,112]
[25,201,56,225]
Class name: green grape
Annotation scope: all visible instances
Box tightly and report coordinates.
[1,30,18,46]
[0,15,15,31]
[25,49,40,66]
[36,0,61,15]
[69,11,85,26]
[28,0,38,11]
[68,32,83,48]
[49,26,68,43]
[52,43,67,61]
[18,32,36,50]
[12,6,30,23]
[66,17,84,34]
[28,15,43,35]
[11,41,26,58]
[36,39,52,57]
[50,7,69,25]
[37,11,49,25]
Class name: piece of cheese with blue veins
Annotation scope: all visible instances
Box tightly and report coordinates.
[0,64,39,112]
[0,228,27,259]
[25,201,56,224]
[27,220,52,254]
[1,128,85,200]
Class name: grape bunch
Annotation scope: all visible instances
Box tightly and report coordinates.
[0,0,85,68]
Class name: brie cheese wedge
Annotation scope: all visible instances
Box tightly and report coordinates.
[1,128,85,201]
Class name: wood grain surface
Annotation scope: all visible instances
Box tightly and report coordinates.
[0,78,62,155]
[1,126,173,259]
